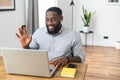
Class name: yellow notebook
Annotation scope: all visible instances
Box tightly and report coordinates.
[60,67,76,78]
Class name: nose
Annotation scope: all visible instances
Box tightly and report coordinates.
[47,20,53,25]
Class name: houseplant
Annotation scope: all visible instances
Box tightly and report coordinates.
[81,6,95,32]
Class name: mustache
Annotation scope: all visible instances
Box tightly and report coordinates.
[47,25,54,26]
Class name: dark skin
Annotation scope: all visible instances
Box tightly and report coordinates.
[16,11,81,67]
[45,11,62,34]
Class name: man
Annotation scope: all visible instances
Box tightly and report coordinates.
[16,7,85,67]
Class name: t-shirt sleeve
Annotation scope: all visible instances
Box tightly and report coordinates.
[72,32,85,63]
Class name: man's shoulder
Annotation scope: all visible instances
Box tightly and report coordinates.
[38,27,46,31]
[62,26,79,35]
[35,27,46,33]
[33,27,47,37]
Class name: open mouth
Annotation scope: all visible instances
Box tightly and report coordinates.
[48,26,55,31]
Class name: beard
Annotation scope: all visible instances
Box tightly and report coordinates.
[46,22,62,34]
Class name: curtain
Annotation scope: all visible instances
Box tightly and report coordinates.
[26,0,39,34]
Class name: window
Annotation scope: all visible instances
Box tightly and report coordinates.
[38,0,58,28]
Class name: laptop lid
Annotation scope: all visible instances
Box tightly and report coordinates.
[1,48,56,77]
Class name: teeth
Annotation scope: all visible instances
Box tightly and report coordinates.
[49,26,54,30]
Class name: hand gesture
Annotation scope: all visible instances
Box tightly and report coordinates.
[16,26,32,48]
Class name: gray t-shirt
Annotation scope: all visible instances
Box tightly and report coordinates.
[29,26,85,63]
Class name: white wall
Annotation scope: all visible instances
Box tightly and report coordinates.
[58,0,73,28]
[0,0,25,55]
[38,0,58,27]
[58,0,120,47]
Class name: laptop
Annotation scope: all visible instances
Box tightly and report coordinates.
[1,47,57,77]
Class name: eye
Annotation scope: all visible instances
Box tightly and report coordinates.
[52,19,56,22]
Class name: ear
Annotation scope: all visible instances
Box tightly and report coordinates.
[61,16,63,21]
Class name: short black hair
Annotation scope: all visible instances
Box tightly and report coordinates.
[46,7,62,16]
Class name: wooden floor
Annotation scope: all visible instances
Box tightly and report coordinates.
[84,46,120,80]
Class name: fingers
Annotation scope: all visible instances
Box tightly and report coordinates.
[21,25,26,29]
[50,61,61,67]
[16,27,30,40]
[18,27,27,36]
[19,27,23,35]
[16,33,20,38]
[49,57,68,67]
[22,27,27,34]
[16,27,26,39]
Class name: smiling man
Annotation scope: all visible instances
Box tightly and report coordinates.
[46,8,62,34]
[16,7,85,67]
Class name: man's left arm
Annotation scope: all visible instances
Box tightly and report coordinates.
[66,56,81,63]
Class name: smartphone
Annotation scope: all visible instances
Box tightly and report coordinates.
[67,64,77,68]
[21,25,26,29]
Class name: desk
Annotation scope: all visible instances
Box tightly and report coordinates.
[0,57,87,80]
[79,31,94,47]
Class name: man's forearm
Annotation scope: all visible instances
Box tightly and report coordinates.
[68,56,81,63]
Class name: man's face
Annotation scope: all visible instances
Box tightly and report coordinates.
[45,11,63,34]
